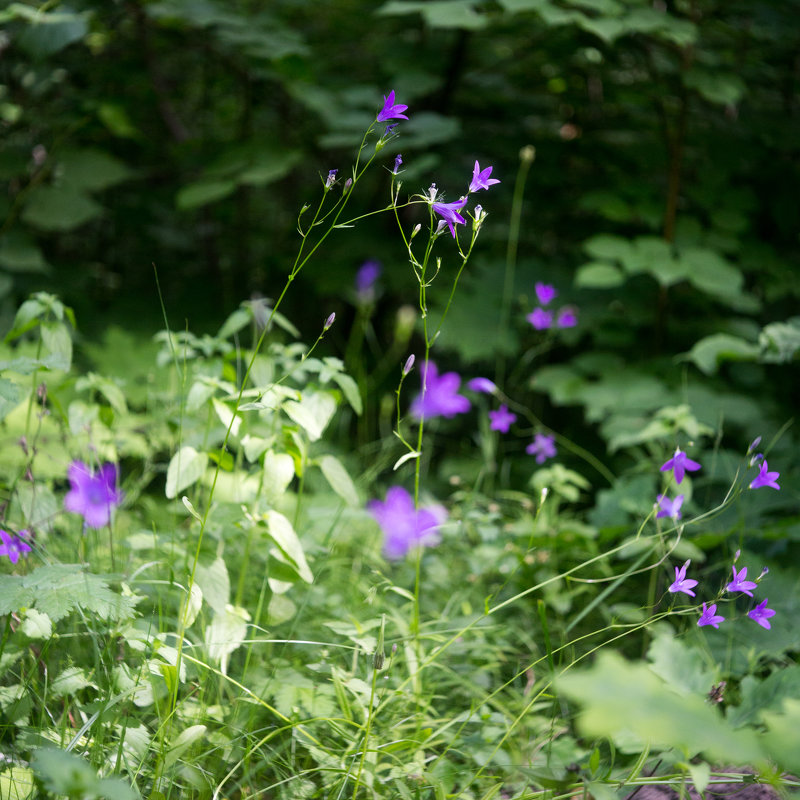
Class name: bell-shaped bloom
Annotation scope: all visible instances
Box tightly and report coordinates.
[489,405,517,433]
[697,602,724,629]
[468,161,500,193]
[355,259,381,303]
[556,308,578,328]
[535,283,557,305]
[527,308,553,330]
[367,486,445,560]
[660,448,701,484]
[668,559,697,596]
[467,377,496,394]
[0,530,31,564]
[377,90,409,122]
[750,461,780,490]
[726,565,758,597]
[656,493,684,520]
[410,361,470,420]
[64,461,123,529]
[748,598,776,630]
[432,197,468,238]
[526,433,557,464]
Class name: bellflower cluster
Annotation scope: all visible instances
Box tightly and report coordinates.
[64,460,123,528]
[0,530,31,564]
[430,160,500,238]
[526,433,557,464]
[410,361,470,420]
[432,197,469,238]
[526,283,578,330]
[367,486,445,560]
[489,404,517,433]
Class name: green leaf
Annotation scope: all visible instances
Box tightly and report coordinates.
[0,765,35,800]
[330,372,363,415]
[164,725,207,767]
[176,179,236,210]
[317,454,359,506]
[262,450,295,503]
[264,510,313,584]
[21,186,103,231]
[0,377,22,421]
[582,233,633,263]
[0,232,49,273]
[684,333,760,375]
[205,605,250,675]
[50,666,97,698]
[378,1,488,30]
[683,69,746,106]
[165,446,208,498]
[59,148,134,191]
[759,319,800,363]
[15,8,90,59]
[575,262,625,288]
[194,557,230,615]
[282,391,337,442]
[647,633,716,696]
[40,321,72,372]
[18,608,52,640]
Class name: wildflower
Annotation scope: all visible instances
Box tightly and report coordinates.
[410,361,470,420]
[325,169,337,189]
[660,448,701,484]
[64,461,123,529]
[323,313,336,331]
[535,282,557,305]
[472,204,487,230]
[750,460,780,490]
[355,259,382,302]
[0,530,31,564]
[489,405,517,433]
[747,436,762,454]
[376,90,409,122]
[432,197,468,238]
[697,602,724,629]
[392,154,403,174]
[656,493,684,520]
[748,598,776,630]
[668,559,698,597]
[384,123,398,138]
[467,377,496,394]
[468,161,500,193]
[367,486,445,560]
[402,354,415,376]
[556,308,578,328]
[526,433,557,464]
[527,308,552,330]
[726,565,758,597]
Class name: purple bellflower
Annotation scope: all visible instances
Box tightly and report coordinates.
[526,433,557,464]
[656,493,684,520]
[556,308,578,328]
[377,90,409,122]
[527,308,553,330]
[748,598,776,630]
[660,448,701,484]
[392,154,403,174]
[535,283,557,305]
[432,197,468,238]
[0,530,32,564]
[726,565,758,597]
[64,461,123,529]
[489,405,517,433]
[668,559,698,597]
[467,377,497,394]
[367,486,445,560]
[750,461,780,490]
[355,259,382,303]
[698,602,724,629]
[468,161,500,193]
[410,361,471,420]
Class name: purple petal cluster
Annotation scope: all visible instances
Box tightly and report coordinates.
[367,486,445,560]
[526,433,557,464]
[698,602,725,629]
[377,90,409,122]
[656,493,684,520]
[64,461,123,529]
[468,161,500,193]
[489,404,517,433]
[748,598,776,630]
[726,566,758,597]
[432,197,468,238]
[0,530,31,564]
[410,361,470,420]
[750,460,780,490]
[659,448,701,484]
[355,259,382,303]
[527,284,578,330]
[668,559,698,597]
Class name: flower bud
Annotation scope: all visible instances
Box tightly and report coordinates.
[325,169,337,189]
[343,178,352,193]
[402,354,415,376]
[411,223,421,239]
[324,312,335,331]
[393,154,403,175]
[520,145,536,164]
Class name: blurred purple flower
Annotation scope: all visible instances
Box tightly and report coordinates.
[410,361,470,420]
[747,436,762,454]
[668,559,698,597]
[64,461,123,529]
[489,405,517,433]
[750,460,780,490]
[0,530,31,565]
[377,90,409,122]
[432,197,468,238]
[527,308,553,330]
[526,433,557,464]
[367,486,445,560]
[748,598,776,630]
[468,161,500,193]
[535,282,557,305]
[656,493,684,520]
[660,448,701,484]
[467,377,496,394]
[698,602,724,629]
[355,259,382,302]
[384,123,398,138]
[726,565,758,597]
[556,308,578,328]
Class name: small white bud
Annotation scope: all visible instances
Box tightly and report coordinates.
[324,312,335,331]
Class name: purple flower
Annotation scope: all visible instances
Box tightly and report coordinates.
[660,448,701,484]
[726,565,758,597]
[325,169,337,189]
[527,308,553,330]
[748,598,776,630]
[384,123,399,138]
[747,436,762,454]
[376,90,409,122]
[698,602,724,629]
[468,161,500,193]
[0,530,32,565]
[432,197,468,238]
[392,154,403,174]
[367,486,445,560]
[355,259,382,302]
[526,433,557,464]
[64,461,123,529]
[668,559,698,597]
[656,493,684,520]
[750,460,780,490]
[535,282,557,305]
[467,377,496,394]
[556,308,578,328]
[410,361,471,420]
[489,405,517,433]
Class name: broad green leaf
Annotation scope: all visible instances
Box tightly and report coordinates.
[262,450,295,503]
[0,232,48,273]
[165,446,207,498]
[582,233,633,263]
[728,667,800,728]
[50,666,97,698]
[683,69,746,106]
[21,186,103,231]
[59,148,134,191]
[205,605,250,676]
[759,319,800,363]
[317,454,359,506]
[18,608,52,640]
[176,179,236,210]
[378,0,488,30]
[15,8,89,59]
[267,593,296,625]
[331,372,363,415]
[0,377,22,421]
[575,262,624,288]
[761,699,800,771]
[282,391,337,441]
[212,396,241,436]
[264,510,313,584]
[684,333,759,375]
[39,321,72,371]
[164,725,207,767]
[75,372,127,414]
[647,633,716,696]
[0,765,35,800]
[194,557,230,615]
